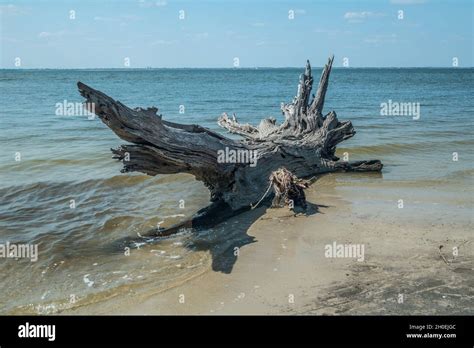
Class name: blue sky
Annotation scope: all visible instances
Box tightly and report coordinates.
[1,0,472,68]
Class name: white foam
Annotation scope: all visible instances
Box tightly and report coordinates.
[83,274,94,287]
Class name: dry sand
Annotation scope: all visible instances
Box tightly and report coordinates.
[65,173,473,315]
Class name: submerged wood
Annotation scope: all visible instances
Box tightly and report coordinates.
[77,55,382,230]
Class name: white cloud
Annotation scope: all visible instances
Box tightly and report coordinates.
[295,9,306,15]
[314,28,352,35]
[150,39,178,45]
[185,32,209,41]
[94,15,139,22]
[254,40,287,46]
[0,4,27,15]
[138,0,153,8]
[94,16,113,21]
[390,0,427,4]
[344,11,385,20]
[38,31,65,39]
[0,4,15,14]
[138,0,167,8]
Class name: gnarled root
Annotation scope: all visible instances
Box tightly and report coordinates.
[270,167,309,210]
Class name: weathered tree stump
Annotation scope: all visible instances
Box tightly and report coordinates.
[77,55,382,231]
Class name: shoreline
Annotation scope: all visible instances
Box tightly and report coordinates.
[62,173,473,315]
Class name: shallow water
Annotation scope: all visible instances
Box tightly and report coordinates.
[0,68,472,313]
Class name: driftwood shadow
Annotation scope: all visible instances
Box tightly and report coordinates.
[187,206,265,273]
[184,200,323,273]
[108,198,323,274]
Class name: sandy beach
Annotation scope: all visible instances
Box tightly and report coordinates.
[62,171,473,315]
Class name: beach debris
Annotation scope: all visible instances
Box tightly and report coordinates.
[251,167,311,210]
[438,245,451,266]
[270,167,309,210]
[438,240,470,267]
[77,55,383,234]
[250,167,309,210]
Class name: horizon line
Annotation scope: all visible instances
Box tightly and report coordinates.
[1,66,472,70]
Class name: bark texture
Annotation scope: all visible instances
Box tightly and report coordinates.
[77,55,382,213]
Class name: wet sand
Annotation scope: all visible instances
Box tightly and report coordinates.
[64,173,473,315]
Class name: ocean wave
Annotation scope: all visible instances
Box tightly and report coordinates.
[0,176,144,201]
[338,139,474,156]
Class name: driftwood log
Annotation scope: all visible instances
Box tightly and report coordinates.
[77,55,382,233]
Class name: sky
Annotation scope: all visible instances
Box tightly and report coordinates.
[0,0,473,68]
